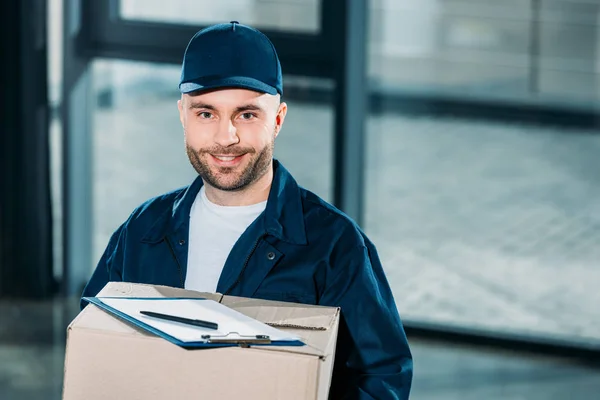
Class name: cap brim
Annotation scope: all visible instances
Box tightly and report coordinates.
[179,76,278,95]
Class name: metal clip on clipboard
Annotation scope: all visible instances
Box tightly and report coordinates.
[201,332,272,345]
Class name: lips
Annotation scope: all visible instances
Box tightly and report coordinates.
[213,155,238,161]
[210,153,245,166]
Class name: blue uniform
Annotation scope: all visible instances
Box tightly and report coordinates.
[82,160,413,399]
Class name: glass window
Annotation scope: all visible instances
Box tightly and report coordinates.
[365,112,600,346]
[48,0,64,281]
[119,0,321,33]
[368,0,600,106]
[91,59,333,267]
[368,0,531,101]
[367,0,600,346]
[538,1,600,102]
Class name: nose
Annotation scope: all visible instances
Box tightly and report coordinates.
[214,118,239,147]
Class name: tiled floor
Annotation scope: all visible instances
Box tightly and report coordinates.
[364,114,600,344]
[410,341,600,400]
[0,299,77,400]
[1,298,599,399]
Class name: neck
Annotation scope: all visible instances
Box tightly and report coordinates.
[203,164,274,206]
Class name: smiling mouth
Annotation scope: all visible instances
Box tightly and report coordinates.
[214,155,237,161]
[211,154,246,162]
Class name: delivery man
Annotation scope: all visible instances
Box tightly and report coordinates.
[82,21,413,399]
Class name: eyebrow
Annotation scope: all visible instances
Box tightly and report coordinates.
[234,104,264,113]
[188,102,265,113]
[188,102,216,110]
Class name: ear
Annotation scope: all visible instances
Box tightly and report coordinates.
[274,102,288,138]
[177,97,185,128]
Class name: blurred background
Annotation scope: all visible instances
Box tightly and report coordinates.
[1,0,600,398]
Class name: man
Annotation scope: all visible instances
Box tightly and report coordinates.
[82,21,412,399]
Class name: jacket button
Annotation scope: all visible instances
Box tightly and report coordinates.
[179,239,185,245]
[266,252,275,260]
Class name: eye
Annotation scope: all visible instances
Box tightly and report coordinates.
[240,112,256,120]
[197,111,213,119]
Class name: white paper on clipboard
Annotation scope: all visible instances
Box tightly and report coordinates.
[96,297,302,344]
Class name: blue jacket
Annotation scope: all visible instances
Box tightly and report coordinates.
[82,160,413,399]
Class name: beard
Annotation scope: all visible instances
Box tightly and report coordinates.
[186,137,274,192]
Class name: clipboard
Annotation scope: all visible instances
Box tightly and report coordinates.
[82,296,304,349]
[200,333,272,345]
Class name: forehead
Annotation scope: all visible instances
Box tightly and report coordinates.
[183,88,273,109]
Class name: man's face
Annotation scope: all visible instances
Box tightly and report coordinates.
[178,88,287,192]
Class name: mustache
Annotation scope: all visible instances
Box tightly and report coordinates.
[195,146,256,155]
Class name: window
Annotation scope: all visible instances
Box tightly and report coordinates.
[119,0,321,33]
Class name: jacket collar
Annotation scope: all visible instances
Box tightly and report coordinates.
[141,159,307,245]
[262,160,307,245]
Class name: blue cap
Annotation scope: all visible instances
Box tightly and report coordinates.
[179,21,283,96]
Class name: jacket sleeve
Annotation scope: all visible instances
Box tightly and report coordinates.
[80,223,126,310]
[319,239,413,399]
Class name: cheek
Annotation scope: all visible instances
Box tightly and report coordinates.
[184,124,213,147]
[241,124,274,145]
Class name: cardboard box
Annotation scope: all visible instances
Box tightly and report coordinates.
[62,282,340,400]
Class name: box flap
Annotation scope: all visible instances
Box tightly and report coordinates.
[220,301,339,356]
[95,282,222,302]
[221,295,330,309]
[69,302,150,336]
[80,283,339,359]
[75,283,222,338]
[228,305,337,329]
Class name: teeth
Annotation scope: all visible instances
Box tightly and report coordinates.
[215,155,237,161]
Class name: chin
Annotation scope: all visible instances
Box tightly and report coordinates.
[209,175,246,191]
[213,182,246,192]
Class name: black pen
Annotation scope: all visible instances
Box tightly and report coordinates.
[140,310,219,330]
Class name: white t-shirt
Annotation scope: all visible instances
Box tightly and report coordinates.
[185,186,267,293]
